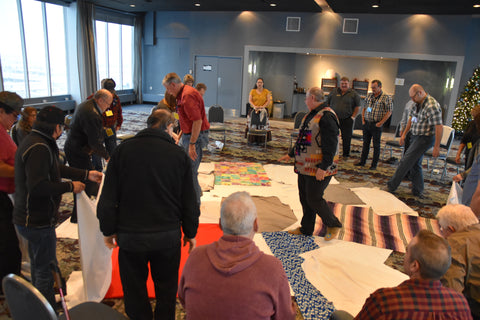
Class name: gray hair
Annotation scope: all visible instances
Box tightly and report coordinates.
[162,72,182,86]
[307,87,325,103]
[147,109,175,131]
[94,89,112,101]
[410,230,451,280]
[220,192,257,236]
[437,204,479,232]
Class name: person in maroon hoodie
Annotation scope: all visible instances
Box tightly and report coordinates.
[178,191,295,320]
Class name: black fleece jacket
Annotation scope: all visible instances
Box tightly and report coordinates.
[97,128,199,242]
[13,130,88,227]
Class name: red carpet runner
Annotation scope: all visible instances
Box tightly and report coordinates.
[104,223,223,298]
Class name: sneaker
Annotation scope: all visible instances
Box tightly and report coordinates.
[413,192,426,199]
[324,227,341,241]
[369,165,377,170]
[354,162,365,167]
[288,227,304,235]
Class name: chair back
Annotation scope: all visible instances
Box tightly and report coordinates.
[2,274,57,320]
[208,105,224,123]
[440,125,455,149]
[394,124,402,138]
[293,111,307,129]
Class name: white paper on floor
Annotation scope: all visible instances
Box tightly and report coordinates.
[301,240,408,316]
[56,219,79,239]
[351,187,418,216]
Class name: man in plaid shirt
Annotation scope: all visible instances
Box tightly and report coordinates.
[355,80,392,170]
[387,84,443,198]
[331,230,473,320]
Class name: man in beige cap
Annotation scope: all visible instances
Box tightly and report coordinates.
[0,91,23,292]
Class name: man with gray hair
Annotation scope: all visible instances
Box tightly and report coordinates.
[332,230,472,320]
[438,204,480,319]
[280,87,342,240]
[65,89,113,223]
[98,108,199,320]
[163,72,210,205]
[178,191,295,320]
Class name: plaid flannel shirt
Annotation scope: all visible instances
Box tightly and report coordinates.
[409,95,443,136]
[355,279,473,320]
[363,91,393,122]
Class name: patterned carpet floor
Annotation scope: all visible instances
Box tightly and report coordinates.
[1,105,461,319]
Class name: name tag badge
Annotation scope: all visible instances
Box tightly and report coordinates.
[468,142,473,149]
[367,107,372,113]
[105,110,113,117]
[105,128,114,137]
[174,112,180,120]
[411,116,418,123]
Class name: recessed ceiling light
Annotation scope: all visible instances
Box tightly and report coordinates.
[372,4,379,8]
[130,4,135,7]
[270,3,277,7]
[194,3,201,7]
[474,4,480,8]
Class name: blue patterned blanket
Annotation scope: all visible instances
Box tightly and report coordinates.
[263,232,335,320]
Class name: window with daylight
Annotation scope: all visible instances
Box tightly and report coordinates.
[95,20,134,90]
[0,0,68,98]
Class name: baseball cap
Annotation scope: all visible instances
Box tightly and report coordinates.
[37,106,65,125]
[0,91,23,113]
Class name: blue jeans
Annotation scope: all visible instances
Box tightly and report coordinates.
[359,121,383,167]
[15,225,58,309]
[387,135,434,195]
[181,131,209,204]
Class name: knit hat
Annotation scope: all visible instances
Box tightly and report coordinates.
[101,78,116,93]
[0,91,23,113]
[37,106,65,125]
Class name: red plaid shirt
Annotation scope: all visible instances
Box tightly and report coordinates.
[87,93,123,128]
[355,279,472,320]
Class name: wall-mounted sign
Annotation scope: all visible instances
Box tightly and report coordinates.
[203,65,212,71]
[395,78,405,86]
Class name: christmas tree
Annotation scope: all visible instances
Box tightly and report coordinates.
[452,65,480,133]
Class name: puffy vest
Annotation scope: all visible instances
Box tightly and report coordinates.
[294,107,339,176]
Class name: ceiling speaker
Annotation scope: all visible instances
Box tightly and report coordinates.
[343,18,359,34]
[286,17,301,32]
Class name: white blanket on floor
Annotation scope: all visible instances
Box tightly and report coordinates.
[302,239,408,316]
[351,187,418,216]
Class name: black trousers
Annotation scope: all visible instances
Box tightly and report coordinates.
[0,192,21,289]
[64,146,99,222]
[118,245,181,320]
[298,174,342,235]
[359,121,383,167]
[339,117,354,157]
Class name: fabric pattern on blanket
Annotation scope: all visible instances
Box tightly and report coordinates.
[313,202,440,253]
[263,232,335,320]
[214,162,271,186]
[220,196,298,232]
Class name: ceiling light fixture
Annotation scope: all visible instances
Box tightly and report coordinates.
[270,3,277,7]
[474,4,480,8]
[194,3,201,7]
[372,0,380,8]
[130,4,135,7]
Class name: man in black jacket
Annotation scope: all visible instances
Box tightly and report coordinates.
[64,89,112,222]
[98,109,199,320]
[13,106,102,309]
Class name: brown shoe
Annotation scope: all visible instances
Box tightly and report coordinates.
[288,227,304,235]
[324,227,341,241]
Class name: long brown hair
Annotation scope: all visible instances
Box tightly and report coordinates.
[18,106,37,131]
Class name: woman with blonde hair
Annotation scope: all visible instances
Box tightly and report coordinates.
[11,106,37,145]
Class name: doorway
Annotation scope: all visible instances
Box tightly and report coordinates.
[194,56,242,117]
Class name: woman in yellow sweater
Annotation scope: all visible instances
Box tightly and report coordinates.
[246,78,272,144]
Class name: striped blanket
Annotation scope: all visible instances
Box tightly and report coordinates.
[313,202,440,253]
